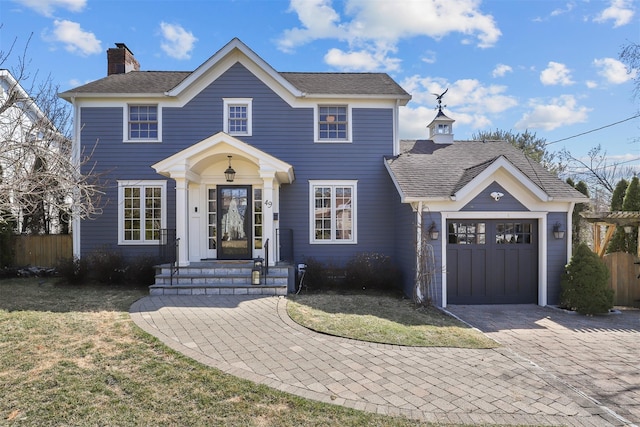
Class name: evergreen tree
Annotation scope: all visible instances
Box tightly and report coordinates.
[620,176,640,254]
[611,179,628,211]
[607,179,631,253]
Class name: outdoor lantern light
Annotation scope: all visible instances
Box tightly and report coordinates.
[428,221,439,240]
[553,222,565,239]
[624,225,634,234]
[252,257,264,285]
[224,155,236,182]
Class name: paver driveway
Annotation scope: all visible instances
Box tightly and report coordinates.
[130,295,634,426]
[446,304,640,426]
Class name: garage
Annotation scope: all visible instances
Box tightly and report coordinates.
[446,219,538,304]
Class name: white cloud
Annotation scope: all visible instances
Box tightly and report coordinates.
[594,0,635,27]
[550,2,575,17]
[421,50,437,64]
[49,20,101,56]
[593,57,637,84]
[399,75,518,138]
[586,80,598,89]
[515,95,591,131]
[540,61,575,86]
[492,64,512,78]
[278,0,501,71]
[12,0,85,17]
[324,47,401,71]
[159,22,197,60]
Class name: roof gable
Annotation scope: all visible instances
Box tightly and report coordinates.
[385,139,587,204]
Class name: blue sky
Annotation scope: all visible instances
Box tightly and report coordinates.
[2,0,639,171]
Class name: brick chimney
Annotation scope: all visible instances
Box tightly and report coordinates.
[107,43,140,76]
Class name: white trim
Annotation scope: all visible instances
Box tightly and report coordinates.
[123,104,162,143]
[453,156,549,202]
[117,180,167,245]
[314,104,353,143]
[309,180,358,244]
[223,98,253,136]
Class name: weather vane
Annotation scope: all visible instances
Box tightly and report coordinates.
[432,88,448,113]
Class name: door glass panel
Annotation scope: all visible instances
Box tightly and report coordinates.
[208,188,217,250]
[219,187,250,258]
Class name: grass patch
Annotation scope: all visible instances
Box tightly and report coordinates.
[0,278,440,426]
[287,293,498,348]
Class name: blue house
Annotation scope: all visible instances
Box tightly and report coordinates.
[60,38,586,306]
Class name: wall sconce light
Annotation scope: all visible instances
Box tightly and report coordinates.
[624,225,634,234]
[553,222,565,239]
[428,222,439,240]
[490,191,504,201]
[224,155,236,182]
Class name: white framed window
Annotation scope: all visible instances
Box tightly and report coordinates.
[316,105,351,143]
[117,180,167,245]
[437,123,450,134]
[309,180,357,244]
[223,98,252,136]
[125,104,161,142]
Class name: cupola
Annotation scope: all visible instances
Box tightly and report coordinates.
[427,88,454,144]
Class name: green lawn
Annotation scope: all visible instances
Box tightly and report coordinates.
[287,293,498,348]
[0,278,440,426]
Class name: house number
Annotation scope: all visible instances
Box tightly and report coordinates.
[264,200,273,208]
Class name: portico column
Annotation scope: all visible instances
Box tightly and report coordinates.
[174,177,190,266]
[260,170,276,266]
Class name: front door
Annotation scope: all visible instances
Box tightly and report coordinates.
[217,186,252,259]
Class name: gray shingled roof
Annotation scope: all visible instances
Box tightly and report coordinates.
[60,71,190,95]
[60,70,409,98]
[386,139,588,201]
[280,72,408,96]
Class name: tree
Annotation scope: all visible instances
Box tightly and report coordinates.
[567,178,590,247]
[0,35,104,234]
[471,129,560,173]
[607,179,629,253]
[619,42,640,100]
[560,243,613,315]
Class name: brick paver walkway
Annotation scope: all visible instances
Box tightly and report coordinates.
[130,296,635,426]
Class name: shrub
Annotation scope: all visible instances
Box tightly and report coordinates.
[127,254,158,286]
[560,243,614,315]
[56,256,90,285]
[88,248,127,285]
[300,257,344,292]
[344,252,402,292]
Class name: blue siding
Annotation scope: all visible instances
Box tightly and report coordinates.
[79,62,397,265]
[547,212,568,304]
[461,182,528,212]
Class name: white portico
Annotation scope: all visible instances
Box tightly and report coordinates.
[152,132,294,267]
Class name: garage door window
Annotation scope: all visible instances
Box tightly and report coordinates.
[448,222,486,244]
[496,222,532,244]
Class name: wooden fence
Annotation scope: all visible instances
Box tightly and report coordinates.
[12,234,73,268]
[603,252,640,307]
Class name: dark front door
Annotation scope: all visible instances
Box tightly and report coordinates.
[218,186,252,259]
[446,220,538,304]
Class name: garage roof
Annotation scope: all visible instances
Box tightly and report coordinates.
[386,139,588,201]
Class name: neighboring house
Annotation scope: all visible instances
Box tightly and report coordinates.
[0,69,69,234]
[59,38,586,307]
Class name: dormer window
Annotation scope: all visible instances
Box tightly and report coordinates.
[223,98,252,136]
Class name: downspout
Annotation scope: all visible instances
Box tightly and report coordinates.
[393,99,400,156]
[71,97,82,259]
[567,202,575,260]
[415,201,423,302]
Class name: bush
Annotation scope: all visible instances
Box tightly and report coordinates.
[88,248,127,285]
[560,243,614,315]
[344,252,402,292]
[56,256,90,285]
[300,257,344,292]
[127,254,158,286]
